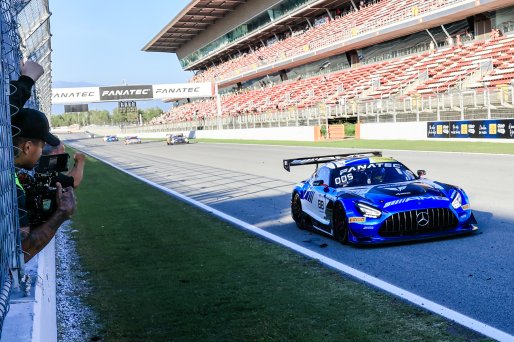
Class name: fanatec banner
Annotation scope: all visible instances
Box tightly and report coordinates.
[52,82,213,104]
[52,87,100,104]
[99,85,153,101]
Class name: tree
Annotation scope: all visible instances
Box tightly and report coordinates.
[142,107,164,122]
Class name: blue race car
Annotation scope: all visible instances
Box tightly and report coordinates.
[103,135,118,142]
[284,151,478,245]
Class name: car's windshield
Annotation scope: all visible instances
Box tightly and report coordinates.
[333,162,416,188]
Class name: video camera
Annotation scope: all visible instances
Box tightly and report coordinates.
[23,153,70,226]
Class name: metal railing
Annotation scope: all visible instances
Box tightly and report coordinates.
[126,86,514,135]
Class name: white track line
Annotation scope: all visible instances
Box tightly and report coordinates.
[80,148,513,342]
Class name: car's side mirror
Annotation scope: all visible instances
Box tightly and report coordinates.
[313,180,324,186]
[417,170,427,178]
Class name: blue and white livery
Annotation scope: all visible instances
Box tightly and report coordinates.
[284,152,478,245]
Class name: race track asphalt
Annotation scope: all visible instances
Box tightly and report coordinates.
[64,134,514,336]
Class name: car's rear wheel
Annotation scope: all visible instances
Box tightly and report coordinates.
[292,193,306,230]
[333,204,349,244]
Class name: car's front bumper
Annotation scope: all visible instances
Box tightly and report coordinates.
[347,212,478,245]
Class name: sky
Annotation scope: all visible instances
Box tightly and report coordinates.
[49,0,193,114]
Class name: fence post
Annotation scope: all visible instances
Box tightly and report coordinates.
[486,88,491,119]
[460,92,464,120]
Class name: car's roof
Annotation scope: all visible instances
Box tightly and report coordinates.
[326,156,398,169]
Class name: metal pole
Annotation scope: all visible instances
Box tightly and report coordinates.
[215,83,223,130]
[486,88,491,119]
[460,92,464,120]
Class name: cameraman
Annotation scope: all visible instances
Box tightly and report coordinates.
[42,143,85,188]
[12,108,76,263]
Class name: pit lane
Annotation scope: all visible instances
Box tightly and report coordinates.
[64,135,514,337]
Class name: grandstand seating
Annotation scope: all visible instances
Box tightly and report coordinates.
[191,0,463,84]
[151,32,514,126]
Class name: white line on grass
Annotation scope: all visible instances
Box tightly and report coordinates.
[82,149,513,342]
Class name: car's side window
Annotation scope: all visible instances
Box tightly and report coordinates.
[315,167,330,186]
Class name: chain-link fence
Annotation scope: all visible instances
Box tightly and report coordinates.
[0,0,23,332]
[0,0,51,334]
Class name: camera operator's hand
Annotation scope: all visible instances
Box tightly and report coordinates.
[20,60,44,83]
[55,182,76,219]
[74,152,86,163]
[69,152,86,188]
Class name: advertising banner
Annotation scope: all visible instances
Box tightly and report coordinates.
[152,82,213,99]
[427,119,514,139]
[52,87,100,104]
[99,85,153,101]
[52,82,214,104]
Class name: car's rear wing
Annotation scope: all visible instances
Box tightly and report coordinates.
[283,151,382,172]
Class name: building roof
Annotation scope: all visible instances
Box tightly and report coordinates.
[142,0,247,53]
[144,0,347,70]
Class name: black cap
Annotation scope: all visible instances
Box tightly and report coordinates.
[11,108,60,146]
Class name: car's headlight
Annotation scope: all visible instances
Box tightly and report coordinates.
[451,191,462,209]
[355,202,382,218]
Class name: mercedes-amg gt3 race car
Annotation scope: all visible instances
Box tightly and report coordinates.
[284,151,478,245]
[103,135,118,142]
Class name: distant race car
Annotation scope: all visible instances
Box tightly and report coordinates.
[284,151,478,245]
[124,136,141,145]
[166,133,189,145]
[103,135,118,142]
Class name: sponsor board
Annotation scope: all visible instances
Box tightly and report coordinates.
[152,82,213,99]
[99,85,153,101]
[52,87,100,104]
[52,82,214,104]
[427,119,514,139]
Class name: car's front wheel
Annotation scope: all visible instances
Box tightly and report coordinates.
[333,204,349,244]
[292,193,306,230]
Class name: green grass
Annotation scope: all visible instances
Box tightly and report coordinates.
[68,149,489,341]
[196,138,514,154]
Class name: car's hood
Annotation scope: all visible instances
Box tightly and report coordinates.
[337,181,452,211]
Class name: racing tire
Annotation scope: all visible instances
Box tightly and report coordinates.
[292,193,306,230]
[333,204,349,244]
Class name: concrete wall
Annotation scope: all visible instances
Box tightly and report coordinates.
[1,240,57,342]
[359,122,427,140]
[60,122,514,142]
[192,126,315,141]
[71,125,317,142]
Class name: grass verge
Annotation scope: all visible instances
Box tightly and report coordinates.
[69,150,489,341]
[196,138,514,154]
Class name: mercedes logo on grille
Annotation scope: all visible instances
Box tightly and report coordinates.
[416,211,430,227]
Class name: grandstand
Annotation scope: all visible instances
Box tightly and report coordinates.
[143,0,514,131]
